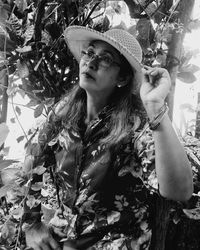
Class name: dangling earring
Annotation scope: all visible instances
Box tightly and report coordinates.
[117,81,127,88]
[117,83,123,88]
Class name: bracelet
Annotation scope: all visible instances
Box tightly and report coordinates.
[148,103,169,130]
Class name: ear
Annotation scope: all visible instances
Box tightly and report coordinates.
[116,74,131,88]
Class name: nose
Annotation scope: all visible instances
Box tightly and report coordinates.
[86,55,99,70]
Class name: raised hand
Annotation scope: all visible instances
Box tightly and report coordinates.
[140,66,171,118]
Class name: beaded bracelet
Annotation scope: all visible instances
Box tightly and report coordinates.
[148,103,169,130]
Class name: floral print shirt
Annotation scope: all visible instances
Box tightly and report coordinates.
[23,105,159,250]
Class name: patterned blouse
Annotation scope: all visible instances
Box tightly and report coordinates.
[23,104,160,250]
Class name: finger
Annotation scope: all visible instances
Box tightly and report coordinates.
[149,68,170,81]
[142,68,153,84]
[148,68,170,86]
[143,65,152,71]
[143,65,156,76]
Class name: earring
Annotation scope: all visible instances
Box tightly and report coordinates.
[117,81,128,88]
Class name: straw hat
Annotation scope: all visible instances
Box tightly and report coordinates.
[64,25,143,89]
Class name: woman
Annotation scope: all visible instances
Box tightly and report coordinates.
[24,26,193,250]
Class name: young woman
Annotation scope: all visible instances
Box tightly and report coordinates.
[24,26,193,250]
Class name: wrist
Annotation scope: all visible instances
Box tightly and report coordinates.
[143,101,165,120]
[148,103,169,130]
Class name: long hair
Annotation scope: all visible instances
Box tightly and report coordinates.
[59,57,146,146]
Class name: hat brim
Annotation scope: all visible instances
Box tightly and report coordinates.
[64,26,143,91]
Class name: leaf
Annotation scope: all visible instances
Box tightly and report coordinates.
[179,64,200,74]
[144,2,157,16]
[177,72,197,84]
[14,0,27,12]
[16,45,32,53]
[41,189,50,197]
[107,211,121,224]
[0,184,14,198]
[10,117,15,123]
[7,84,19,96]
[183,208,200,220]
[44,97,55,107]
[11,206,23,219]
[23,155,34,173]
[28,129,33,135]
[156,53,167,67]
[136,18,152,40]
[26,195,37,209]
[8,13,22,37]
[0,3,10,29]
[26,99,38,107]
[180,103,195,112]
[23,25,34,45]
[0,122,9,147]
[0,56,7,68]
[0,159,18,171]
[1,146,10,156]
[0,34,16,52]
[16,135,25,143]
[41,31,51,45]
[17,88,26,98]
[181,51,194,66]
[1,167,19,185]
[33,165,46,175]
[188,19,200,31]
[42,204,56,224]
[17,60,29,78]
[0,69,6,80]
[34,103,44,118]
[1,220,17,240]
[124,0,142,18]
[34,57,43,71]
[31,182,43,191]
[15,105,21,115]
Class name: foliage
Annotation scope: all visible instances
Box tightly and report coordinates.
[0,0,199,249]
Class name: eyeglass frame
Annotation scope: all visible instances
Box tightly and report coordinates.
[80,48,121,69]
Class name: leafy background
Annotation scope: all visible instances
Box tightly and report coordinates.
[0,0,200,249]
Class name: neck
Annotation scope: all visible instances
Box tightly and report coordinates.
[86,93,108,124]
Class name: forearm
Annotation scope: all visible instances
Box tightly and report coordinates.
[153,114,193,201]
[140,67,193,201]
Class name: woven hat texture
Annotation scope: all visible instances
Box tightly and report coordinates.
[64,25,143,87]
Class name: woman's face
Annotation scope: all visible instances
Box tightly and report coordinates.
[79,40,122,97]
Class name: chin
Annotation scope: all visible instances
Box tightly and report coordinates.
[79,80,96,92]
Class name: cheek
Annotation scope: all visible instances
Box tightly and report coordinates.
[105,72,119,86]
[79,60,84,77]
[79,59,84,69]
[97,74,118,92]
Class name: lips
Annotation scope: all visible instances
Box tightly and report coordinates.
[82,71,95,80]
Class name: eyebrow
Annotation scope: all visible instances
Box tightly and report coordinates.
[88,42,117,58]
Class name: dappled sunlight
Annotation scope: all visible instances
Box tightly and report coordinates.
[5,92,45,161]
[173,3,200,137]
